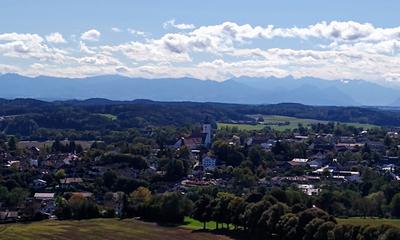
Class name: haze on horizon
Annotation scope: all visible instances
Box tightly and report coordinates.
[0,0,399,86]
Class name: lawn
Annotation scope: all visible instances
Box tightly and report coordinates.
[181,217,230,230]
[218,115,378,131]
[0,218,233,240]
[337,217,400,228]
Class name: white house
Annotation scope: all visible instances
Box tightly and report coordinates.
[30,159,39,167]
[298,184,321,196]
[202,156,217,171]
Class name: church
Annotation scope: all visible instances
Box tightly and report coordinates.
[174,117,213,150]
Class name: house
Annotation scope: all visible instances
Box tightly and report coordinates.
[174,137,203,150]
[60,178,83,189]
[387,131,399,138]
[0,211,19,223]
[33,193,55,215]
[5,160,20,169]
[30,159,39,167]
[60,177,83,185]
[298,184,321,196]
[380,164,396,172]
[312,165,334,175]
[32,179,47,189]
[246,137,275,150]
[335,143,363,152]
[288,158,309,167]
[202,156,217,171]
[71,192,93,198]
[336,171,361,182]
[339,136,356,144]
[294,135,309,142]
[307,159,325,169]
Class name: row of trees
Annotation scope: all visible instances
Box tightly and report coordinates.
[55,187,400,240]
[189,190,400,240]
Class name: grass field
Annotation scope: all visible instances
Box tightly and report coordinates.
[181,217,235,231]
[217,123,267,131]
[95,113,118,121]
[2,217,398,240]
[337,217,400,228]
[218,115,378,131]
[0,219,232,240]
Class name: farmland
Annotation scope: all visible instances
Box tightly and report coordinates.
[0,219,232,240]
[218,115,378,131]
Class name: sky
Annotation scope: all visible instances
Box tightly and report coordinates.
[0,0,400,84]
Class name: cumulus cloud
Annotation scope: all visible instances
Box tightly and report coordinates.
[45,32,66,43]
[0,32,70,63]
[1,21,400,83]
[0,33,43,42]
[163,19,196,30]
[81,29,101,41]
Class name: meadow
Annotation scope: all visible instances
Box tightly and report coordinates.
[0,219,232,240]
[0,217,399,240]
[337,217,400,228]
[218,115,378,131]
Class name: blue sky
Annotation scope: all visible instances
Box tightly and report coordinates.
[0,0,400,83]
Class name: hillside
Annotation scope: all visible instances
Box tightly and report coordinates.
[1,99,400,139]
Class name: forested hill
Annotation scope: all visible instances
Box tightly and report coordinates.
[1,99,400,138]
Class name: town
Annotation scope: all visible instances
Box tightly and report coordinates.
[0,107,399,220]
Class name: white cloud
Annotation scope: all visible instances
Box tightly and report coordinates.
[79,41,96,54]
[0,32,70,63]
[45,32,66,43]
[163,19,196,30]
[0,33,44,43]
[81,29,101,41]
[111,27,122,33]
[78,54,121,66]
[127,28,147,37]
[2,21,400,83]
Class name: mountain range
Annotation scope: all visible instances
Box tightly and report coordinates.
[0,73,399,106]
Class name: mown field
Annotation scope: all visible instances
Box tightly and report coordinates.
[0,219,232,240]
[218,115,378,131]
[0,217,399,239]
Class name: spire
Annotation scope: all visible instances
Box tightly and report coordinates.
[204,116,211,124]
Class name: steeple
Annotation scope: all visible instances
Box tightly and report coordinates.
[202,116,212,147]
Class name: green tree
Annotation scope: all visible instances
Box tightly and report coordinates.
[7,136,17,151]
[103,171,117,189]
[390,193,400,218]
[54,197,72,219]
[192,195,212,229]
[276,213,299,240]
[158,192,192,223]
[55,169,66,180]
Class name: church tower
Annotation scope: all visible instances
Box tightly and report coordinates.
[202,117,212,147]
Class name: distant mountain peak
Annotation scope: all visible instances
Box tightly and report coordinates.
[0,74,398,106]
